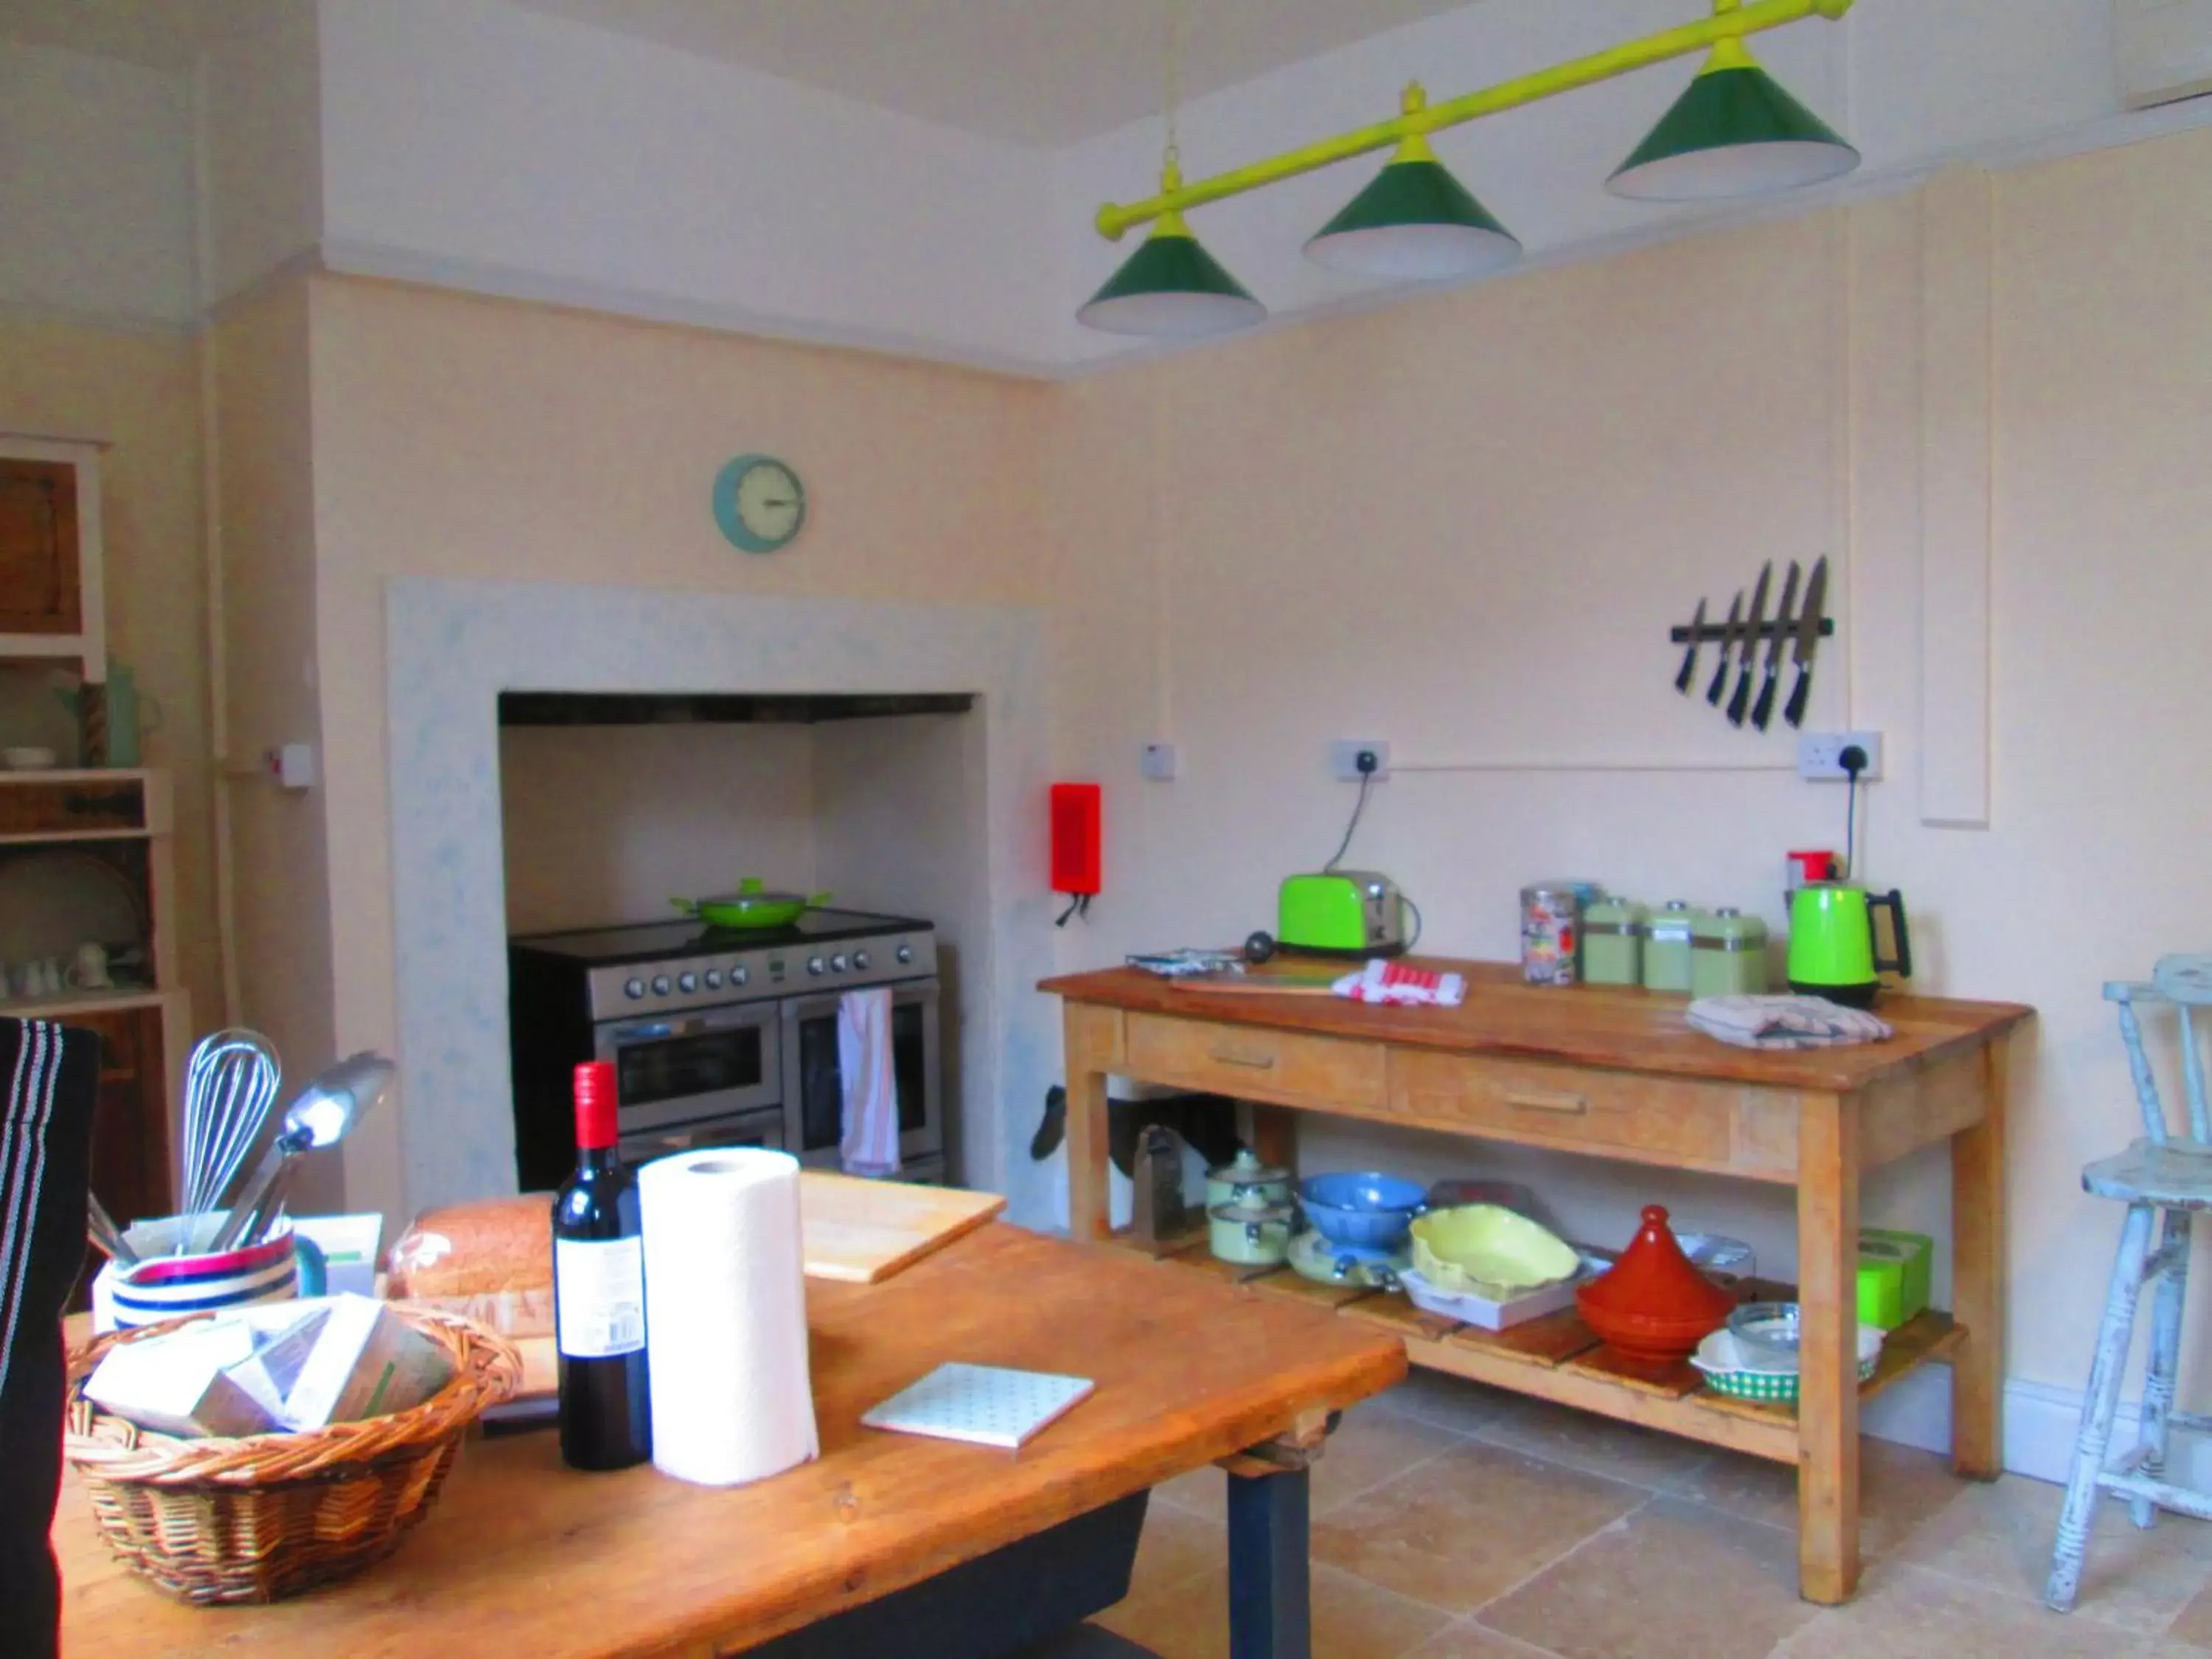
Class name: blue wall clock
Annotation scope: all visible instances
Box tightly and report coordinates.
[712,454,807,553]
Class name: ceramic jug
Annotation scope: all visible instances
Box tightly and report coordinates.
[53,665,162,768]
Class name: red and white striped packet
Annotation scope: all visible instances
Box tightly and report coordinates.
[1331,959,1467,1007]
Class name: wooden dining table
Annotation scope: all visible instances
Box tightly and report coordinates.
[1043,957,2034,1605]
[56,1222,1405,1659]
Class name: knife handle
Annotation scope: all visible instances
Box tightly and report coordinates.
[1784,667,1812,728]
[1726,664,1754,726]
[1751,672,1780,730]
[1705,652,1731,706]
[1673,644,1698,695]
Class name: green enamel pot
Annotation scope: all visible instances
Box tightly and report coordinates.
[672,877,832,931]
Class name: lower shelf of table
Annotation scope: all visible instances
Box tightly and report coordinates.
[1116,1231,1964,1466]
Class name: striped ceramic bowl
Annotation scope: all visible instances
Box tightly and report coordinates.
[98,1214,313,1330]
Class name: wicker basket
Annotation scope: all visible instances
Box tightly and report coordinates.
[65,1303,521,1606]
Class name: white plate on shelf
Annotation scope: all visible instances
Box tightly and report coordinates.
[0,849,145,967]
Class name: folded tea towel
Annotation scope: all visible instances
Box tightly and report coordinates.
[1687,994,1894,1050]
[1333,959,1467,1008]
[837,987,900,1178]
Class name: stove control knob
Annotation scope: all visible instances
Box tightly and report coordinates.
[678,971,698,994]
[703,968,724,990]
[730,965,749,987]
[651,975,672,996]
[830,953,849,973]
[807,956,827,977]
[624,978,646,1000]
[853,950,872,971]
[896,945,915,965]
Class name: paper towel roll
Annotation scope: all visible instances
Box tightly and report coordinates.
[639,1147,819,1487]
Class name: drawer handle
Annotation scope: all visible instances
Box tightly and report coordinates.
[1505,1090,1588,1116]
[1208,1046,1278,1071]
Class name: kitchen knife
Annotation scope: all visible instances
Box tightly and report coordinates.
[1750,560,1801,730]
[1783,556,1829,727]
[1673,597,1708,694]
[1705,591,1744,706]
[1727,560,1773,726]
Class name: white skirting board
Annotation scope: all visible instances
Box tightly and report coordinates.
[1860,1364,2199,1489]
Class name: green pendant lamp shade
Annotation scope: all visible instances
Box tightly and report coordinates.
[1607,39,1858,203]
[1077,204,1266,337]
[1305,125,1521,282]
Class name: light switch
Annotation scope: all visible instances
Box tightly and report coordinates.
[1140,742,1178,781]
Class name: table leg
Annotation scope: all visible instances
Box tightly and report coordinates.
[1226,1467,1310,1659]
[1063,1006,1116,1244]
[1950,1034,2011,1480]
[1797,1090,1862,1604]
[1247,1105,1297,1178]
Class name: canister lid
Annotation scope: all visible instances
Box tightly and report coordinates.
[1207,1148,1290,1186]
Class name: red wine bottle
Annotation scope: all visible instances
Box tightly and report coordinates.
[554,1061,651,1470]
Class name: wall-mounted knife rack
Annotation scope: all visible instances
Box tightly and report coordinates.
[1669,554,1833,731]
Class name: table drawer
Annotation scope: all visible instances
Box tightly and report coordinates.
[1388,1051,1742,1166]
[0,779,145,835]
[1125,1014,1385,1110]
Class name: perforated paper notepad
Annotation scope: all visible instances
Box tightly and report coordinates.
[860,1363,1093,1450]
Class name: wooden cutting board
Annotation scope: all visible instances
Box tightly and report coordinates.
[797,1171,1006,1284]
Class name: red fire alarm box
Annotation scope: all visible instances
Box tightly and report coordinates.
[1051,783,1102,896]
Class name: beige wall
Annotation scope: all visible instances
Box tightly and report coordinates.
[300,276,1053,1216]
[210,282,344,1215]
[498,722,817,933]
[1044,130,2212,1396]
[0,314,222,1039]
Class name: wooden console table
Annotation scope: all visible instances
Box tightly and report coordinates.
[1041,960,2033,1604]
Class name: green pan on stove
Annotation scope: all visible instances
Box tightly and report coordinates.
[671,877,832,930]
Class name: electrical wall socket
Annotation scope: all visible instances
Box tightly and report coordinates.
[1329,740,1391,782]
[1798,731,1883,782]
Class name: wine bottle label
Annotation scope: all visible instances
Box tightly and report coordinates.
[555,1236,646,1357]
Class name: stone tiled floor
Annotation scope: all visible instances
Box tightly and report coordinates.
[1091,1368,2212,1659]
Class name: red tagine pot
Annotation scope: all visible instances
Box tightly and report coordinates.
[1575,1204,1736,1365]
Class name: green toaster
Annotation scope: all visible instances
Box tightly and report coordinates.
[1277,871,1408,959]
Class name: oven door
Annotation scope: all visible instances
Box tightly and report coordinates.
[618,1108,785,1168]
[782,981,942,1172]
[595,1001,782,1135]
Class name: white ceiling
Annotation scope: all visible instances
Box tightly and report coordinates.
[0,0,1487,145]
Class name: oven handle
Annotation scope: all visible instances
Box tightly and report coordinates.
[781,978,940,1021]
[610,1002,781,1044]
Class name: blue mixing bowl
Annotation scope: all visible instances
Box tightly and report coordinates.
[1298,1172,1427,1250]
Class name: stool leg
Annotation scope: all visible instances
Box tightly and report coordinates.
[2048,1202,2155,1612]
[2135,1208,2193,1530]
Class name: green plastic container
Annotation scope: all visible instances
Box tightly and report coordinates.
[1582,897,1646,987]
[1642,901,1698,992]
[1691,906,1770,998]
[1856,1251,1905,1329]
[1859,1228,1933,1326]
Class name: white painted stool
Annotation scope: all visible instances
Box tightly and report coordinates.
[2047,953,2212,1611]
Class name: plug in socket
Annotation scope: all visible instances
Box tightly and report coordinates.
[1798,731,1883,782]
[1330,740,1390,782]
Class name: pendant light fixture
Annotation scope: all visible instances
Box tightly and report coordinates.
[1080,0,1860,329]
[1304,85,1522,282]
[1077,0,1265,338]
[1077,156,1267,336]
[1606,28,1857,201]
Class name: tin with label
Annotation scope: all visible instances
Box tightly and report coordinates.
[1520,882,1593,987]
[1642,900,1699,992]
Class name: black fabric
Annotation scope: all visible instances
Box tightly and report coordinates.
[0,1020,99,1659]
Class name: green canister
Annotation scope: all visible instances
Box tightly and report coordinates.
[1691,906,1770,997]
[1582,897,1646,986]
[1642,900,1698,992]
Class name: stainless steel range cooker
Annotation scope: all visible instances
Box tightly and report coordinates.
[507,908,942,1190]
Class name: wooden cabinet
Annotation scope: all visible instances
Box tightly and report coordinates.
[0,457,81,633]
[0,434,105,680]
[71,1004,171,1228]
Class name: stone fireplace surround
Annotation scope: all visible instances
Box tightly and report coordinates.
[386,577,1057,1225]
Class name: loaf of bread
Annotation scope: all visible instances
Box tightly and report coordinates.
[385,1194,555,1338]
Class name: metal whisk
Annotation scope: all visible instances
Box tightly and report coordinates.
[177,1029,280,1251]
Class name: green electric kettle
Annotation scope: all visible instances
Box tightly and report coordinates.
[1786,884,1912,1008]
